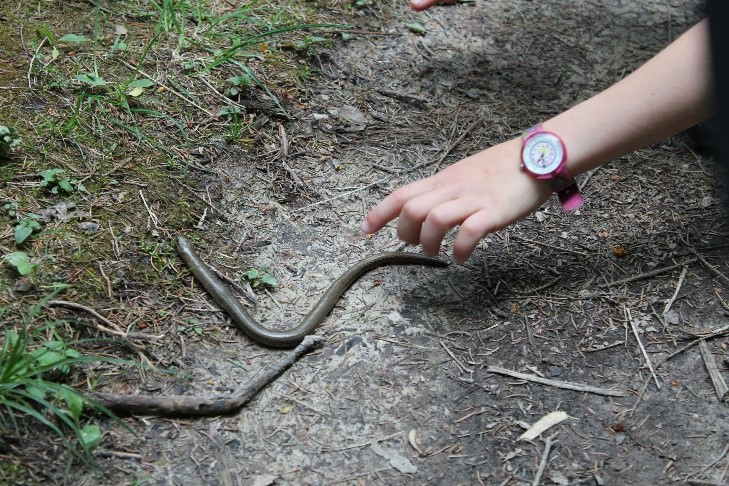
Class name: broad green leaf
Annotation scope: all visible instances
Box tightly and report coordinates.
[51,47,60,60]
[36,26,57,45]
[127,86,145,97]
[59,388,83,422]
[58,179,73,193]
[79,424,102,451]
[33,350,65,368]
[58,34,87,43]
[15,224,33,245]
[4,251,34,276]
[76,74,107,87]
[43,340,64,351]
[261,274,278,286]
[128,79,154,88]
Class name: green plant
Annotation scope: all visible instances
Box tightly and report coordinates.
[39,169,86,195]
[0,285,117,460]
[224,74,252,97]
[3,201,19,217]
[241,267,278,289]
[3,251,36,276]
[296,35,327,52]
[0,126,21,159]
[15,217,43,245]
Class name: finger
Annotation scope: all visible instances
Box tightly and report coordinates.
[362,180,434,234]
[395,186,455,245]
[452,209,502,264]
[410,0,457,11]
[419,197,481,256]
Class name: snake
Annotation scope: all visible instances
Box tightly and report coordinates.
[177,236,448,348]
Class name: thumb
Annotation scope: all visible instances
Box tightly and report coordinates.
[410,0,457,12]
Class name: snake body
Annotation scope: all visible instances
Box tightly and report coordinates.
[177,236,448,348]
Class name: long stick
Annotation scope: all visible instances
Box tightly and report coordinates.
[88,336,324,416]
[486,366,625,397]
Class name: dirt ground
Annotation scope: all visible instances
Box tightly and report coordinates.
[5,0,729,484]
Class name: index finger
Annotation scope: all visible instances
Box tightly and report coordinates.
[362,180,434,234]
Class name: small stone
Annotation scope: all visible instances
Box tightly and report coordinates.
[79,221,100,234]
[13,277,33,293]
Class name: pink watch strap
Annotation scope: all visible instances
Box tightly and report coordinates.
[551,166,584,211]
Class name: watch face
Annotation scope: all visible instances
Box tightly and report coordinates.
[522,132,565,175]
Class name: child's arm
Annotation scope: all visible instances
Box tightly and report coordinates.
[362,20,713,264]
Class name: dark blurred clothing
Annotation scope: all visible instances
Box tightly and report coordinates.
[707,1,729,170]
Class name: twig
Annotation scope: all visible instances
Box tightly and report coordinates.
[172,179,231,221]
[691,443,729,482]
[692,249,729,286]
[601,258,698,288]
[532,434,557,486]
[625,306,661,390]
[516,276,562,296]
[663,267,688,316]
[375,87,430,104]
[94,448,143,460]
[196,73,247,114]
[510,234,587,258]
[139,190,159,229]
[88,335,325,416]
[656,324,729,367]
[120,60,216,118]
[486,366,625,397]
[583,340,625,353]
[195,207,208,230]
[699,341,729,402]
[98,262,113,299]
[293,176,391,212]
[28,37,46,89]
[45,300,157,341]
[440,341,474,379]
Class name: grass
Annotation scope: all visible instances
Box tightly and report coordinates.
[0,0,354,475]
[0,284,127,463]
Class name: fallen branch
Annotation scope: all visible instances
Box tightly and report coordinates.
[486,366,625,397]
[601,258,698,288]
[699,341,729,402]
[87,335,324,416]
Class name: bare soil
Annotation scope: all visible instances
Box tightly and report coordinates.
[4,1,729,485]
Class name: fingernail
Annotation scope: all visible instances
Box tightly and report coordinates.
[361,221,372,235]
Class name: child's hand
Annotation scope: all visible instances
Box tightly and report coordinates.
[410,0,457,12]
[362,139,552,264]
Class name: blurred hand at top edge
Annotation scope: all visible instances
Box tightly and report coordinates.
[410,0,458,12]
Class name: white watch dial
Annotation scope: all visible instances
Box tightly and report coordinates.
[522,133,564,175]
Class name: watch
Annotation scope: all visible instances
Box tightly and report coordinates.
[521,124,584,211]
